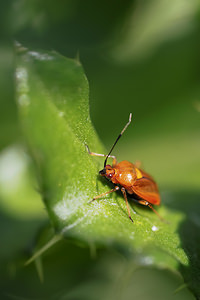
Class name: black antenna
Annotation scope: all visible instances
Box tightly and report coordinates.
[104,113,132,168]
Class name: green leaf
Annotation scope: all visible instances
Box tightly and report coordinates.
[16,46,188,276]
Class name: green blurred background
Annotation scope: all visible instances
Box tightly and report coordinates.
[0,0,200,299]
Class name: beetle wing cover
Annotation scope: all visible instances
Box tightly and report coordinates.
[132,175,160,205]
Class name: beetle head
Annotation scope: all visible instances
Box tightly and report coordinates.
[99,164,115,180]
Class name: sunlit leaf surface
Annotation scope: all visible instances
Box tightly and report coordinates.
[16,47,189,274]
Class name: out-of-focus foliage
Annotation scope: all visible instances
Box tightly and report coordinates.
[0,0,200,299]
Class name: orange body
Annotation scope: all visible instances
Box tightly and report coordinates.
[87,113,162,222]
[101,161,160,206]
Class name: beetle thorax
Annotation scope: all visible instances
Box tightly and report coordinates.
[113,161,137,187]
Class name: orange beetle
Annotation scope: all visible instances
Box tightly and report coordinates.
[87,113,161,222]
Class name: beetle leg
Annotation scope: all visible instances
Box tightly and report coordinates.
[148,203,164,221]
[121,187,133,222]
[137,200,163,221]
[86,145,117,166]
[89,186,120,203]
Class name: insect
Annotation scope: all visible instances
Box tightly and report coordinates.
[86,113,162,222]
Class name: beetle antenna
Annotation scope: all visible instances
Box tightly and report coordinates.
[104,113,132,167]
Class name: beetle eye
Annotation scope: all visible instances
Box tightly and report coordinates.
[99,169,106,175]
